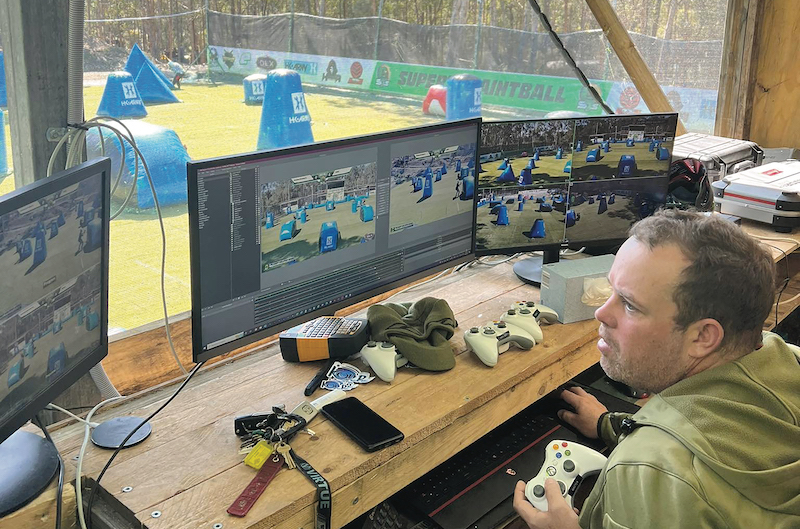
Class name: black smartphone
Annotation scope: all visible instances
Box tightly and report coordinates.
[320,396,404,452]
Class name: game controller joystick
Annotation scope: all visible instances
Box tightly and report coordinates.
[511,301,560,324]
[524,440,607,512]
[359,341,408,382]
[464,321,534,367]
[500,308,543,343]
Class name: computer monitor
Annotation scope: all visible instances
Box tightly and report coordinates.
[188,119,480,362]
[0,158,110,515]
[477,113,676,284]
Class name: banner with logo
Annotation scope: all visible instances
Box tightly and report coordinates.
[369,61,614,115]
[605,82,718,134]
[208,46,376,89]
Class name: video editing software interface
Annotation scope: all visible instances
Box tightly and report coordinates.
[477,113,676,255]
[190,120,479,361]
[0,161,108,440]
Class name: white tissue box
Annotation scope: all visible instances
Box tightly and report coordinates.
[540,254,616,324]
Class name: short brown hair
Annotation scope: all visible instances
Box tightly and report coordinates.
[629,209,776,354]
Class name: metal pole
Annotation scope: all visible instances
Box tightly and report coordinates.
[373,0,385,61]
[473,0,484,69]
[289,0,295,53]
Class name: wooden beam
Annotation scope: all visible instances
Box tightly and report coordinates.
[714,0,764,139]
[583,0,687,135]
[0,0,69,186]
[0,482,76,529]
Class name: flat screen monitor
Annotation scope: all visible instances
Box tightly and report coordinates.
[476,113,675,283]
[0,158,110,514]
[188,119,480,362]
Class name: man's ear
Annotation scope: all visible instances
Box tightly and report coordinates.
[686,318,724,359]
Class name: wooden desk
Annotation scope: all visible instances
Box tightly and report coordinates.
[45,260,600,529]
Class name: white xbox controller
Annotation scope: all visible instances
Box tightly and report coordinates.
[524,440,607,512]
[359,341,408,382]
[511,301,560,324]
[464,321,534,367]
[500,308,543,343]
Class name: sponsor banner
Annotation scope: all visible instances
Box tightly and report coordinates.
[605,82,717,134]
[207,45,376,89]
[369,61,613,115]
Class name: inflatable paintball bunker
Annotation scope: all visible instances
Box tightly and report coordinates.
[280,220,299,241]
[360,205,374,222]
[244,73,268,105]
[257,69,314,151]
[446,74,482,121]
[87,120,191,209]
[319,221,340,253]
[96,71,147,119]
[134,60,179,104]
[423,84,447,116]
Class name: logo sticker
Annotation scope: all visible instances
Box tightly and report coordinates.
[121,82,137,99]
[291,92,308,114]
[348,62,364,85]
[474,87,482,106]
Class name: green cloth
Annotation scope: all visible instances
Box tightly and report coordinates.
[581,332,800,528]
[366,297,457,371]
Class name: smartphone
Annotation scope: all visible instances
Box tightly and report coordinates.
[320,396,404,452]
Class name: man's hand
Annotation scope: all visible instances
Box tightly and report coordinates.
[512,479,580,529]
[558,387,608,439]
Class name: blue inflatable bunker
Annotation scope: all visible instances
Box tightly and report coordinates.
[556,147,563,160]
[264,212,274,228]
[47,343,67,380]
[422,173,434,199]
[566,209,577,228]
[435,170,442,182]
[496,205,509,226]
[446,74,482,121]
[85,310,100,331]
[319,221,339,253]
[87,120,191,209]
[626,138,635,147]
[134,60,179,104]
[538,202,552,212]
[124,43,173,88]
[617,155,637,177]
[530,219,546,239]
[7,359,23,388]
[656,147,670,161]
[360,205,374,222]
[257,69,314,151]
[26,230,47,275]
[413,177,423,192]
[498,159,509,171]
[244,73,268,105]
[460,175,474,200]
[97,71,147,119]
[519,167,533,185]
[586,149,600,163]
[598,196,608,214]
[280,220,299,241]
[496,166,516,183]
[563,160,572,173]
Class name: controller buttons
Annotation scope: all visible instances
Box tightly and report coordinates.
[496,322,507,328]
[556,452,562,459]
[470,327,479,333]
[367,341,377,347]
[563,460,575,473]
[565,450,571,456]
[546,466,557,476]
[380,342,394,349]
[507,309,516,315]
[562,442,568,447]
[558,481,566,495]
[519,309,531,315]
[533,485,545,498]
[552,444,559,450]
[483,328,496,335]
[526,301,536,307]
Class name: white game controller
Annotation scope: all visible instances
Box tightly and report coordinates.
[511,301,560,324]
[359,341,408,382]
[464,321,534,367]
[500,308,543,343]
[524,440,607,512]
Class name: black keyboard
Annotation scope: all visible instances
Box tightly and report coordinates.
[400,407,565,517]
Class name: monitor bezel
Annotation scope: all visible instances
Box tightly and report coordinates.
[187,119,481,363]
[0,157,111,444]
[475,113,677,257]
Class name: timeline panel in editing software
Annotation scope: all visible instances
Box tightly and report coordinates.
[190,120,479,361]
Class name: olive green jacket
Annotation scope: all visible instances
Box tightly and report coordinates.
[579,332,800,528]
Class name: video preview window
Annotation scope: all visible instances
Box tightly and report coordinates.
[389,142,476,235]
[259,162,377,272]
[478,120,575,189]
[571,114,677,182]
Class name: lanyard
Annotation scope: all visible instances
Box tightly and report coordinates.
[292,449,331,529]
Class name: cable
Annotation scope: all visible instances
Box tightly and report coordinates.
[45,404,100,428]
[85,361,206,529]
[525,0,614,114]
[32,414,64,529]
[762,243,791,329]
[476,253,521,265]
[560,247,586,256]
[75,396,125,529]
[390,267,455,298]
[48,117,188,376]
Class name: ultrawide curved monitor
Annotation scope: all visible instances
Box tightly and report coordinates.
[188,119,480,362]
[0,158,111,444]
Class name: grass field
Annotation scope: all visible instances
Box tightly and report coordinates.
[479,153,572,188]
[571,142,672,181]
[0,83,446,331]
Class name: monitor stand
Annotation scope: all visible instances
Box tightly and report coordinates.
[512,248,560,286]
[0,430,59,516]
[91,416,152,449]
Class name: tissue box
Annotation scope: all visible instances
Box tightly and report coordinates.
[540,254,615,324]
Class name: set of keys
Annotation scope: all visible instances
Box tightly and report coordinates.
[234,407,310,469]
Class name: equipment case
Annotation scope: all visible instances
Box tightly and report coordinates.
[672,133,764,181]
[712,160,800,232]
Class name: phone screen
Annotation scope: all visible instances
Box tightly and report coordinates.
[320,397,404,452]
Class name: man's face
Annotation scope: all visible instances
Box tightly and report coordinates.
[594,238,693,394]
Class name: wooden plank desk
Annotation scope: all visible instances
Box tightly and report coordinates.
[45,259,601,529]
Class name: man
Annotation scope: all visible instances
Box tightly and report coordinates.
[513,209,800,528]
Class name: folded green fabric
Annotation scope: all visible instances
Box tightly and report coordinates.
[366,297,458,371]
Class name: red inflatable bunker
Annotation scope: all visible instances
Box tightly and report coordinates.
[422,84,447,116]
